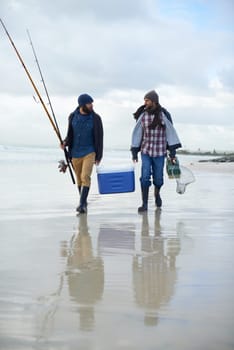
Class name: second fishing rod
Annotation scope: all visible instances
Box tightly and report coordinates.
[26,29,75,184]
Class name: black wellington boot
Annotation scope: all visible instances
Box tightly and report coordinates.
[76,186,88,211]
[76,186,90,214]
[154,186,162,208]
[138,186,149,213]
[76,186,81,212]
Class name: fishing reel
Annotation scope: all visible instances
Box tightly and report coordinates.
[58,160,68,173]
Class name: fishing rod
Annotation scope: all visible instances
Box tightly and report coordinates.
[26,29,60,137]
[26,29,75,184]
[0,18,75,184]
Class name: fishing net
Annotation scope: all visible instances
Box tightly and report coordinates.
[174,165,195,194]
[166,157,195,194]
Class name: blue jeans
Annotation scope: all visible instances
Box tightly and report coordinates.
[140,153,165,188]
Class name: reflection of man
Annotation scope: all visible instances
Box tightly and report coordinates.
[132,210,180,326]
[63,215,104,331]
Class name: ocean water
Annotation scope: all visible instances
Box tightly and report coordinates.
[0,145,234,350]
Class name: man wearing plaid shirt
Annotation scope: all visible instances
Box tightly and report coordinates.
[131,90,182,212]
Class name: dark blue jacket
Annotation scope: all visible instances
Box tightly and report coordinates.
[64,108,103,162]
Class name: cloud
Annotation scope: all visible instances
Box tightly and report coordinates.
[38,0,147,20]
[0,0,234,151]
[1,0,233,96]
[218,65,234,92]
[177,124,234,152]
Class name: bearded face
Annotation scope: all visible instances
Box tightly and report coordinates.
[82,103,93,114]
[144,98,157,113]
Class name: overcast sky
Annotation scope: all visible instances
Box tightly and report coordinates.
[0,0,234,151]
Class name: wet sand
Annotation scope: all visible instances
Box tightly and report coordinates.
[0,155,234,350]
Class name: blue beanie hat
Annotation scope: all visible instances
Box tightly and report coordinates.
[78,93,94,107]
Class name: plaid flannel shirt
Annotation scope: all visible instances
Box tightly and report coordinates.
[141,112,167,157]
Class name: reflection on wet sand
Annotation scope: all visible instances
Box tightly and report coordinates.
[133,210,181,326]
[98,223,135,253]
[36,215,104,342]
[63,214,104,331]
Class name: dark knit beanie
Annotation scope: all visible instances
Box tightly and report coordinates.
[78,94,94,107]
[144,90,159,103]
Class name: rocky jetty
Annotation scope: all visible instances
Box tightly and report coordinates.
[199,155,234,163]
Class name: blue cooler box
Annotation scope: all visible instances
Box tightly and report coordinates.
[97,166,135,194]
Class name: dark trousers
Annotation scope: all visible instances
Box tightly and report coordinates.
[140,153,165,188]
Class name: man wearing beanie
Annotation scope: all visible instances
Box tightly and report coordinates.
[61,93,103,214]
[131,90,182,212]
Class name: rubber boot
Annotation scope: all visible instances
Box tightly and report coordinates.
[76,186,81,212]
[138,186,149,213]
[77,186,90,214]
[77,185,88,209]
[154,186,162,208]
